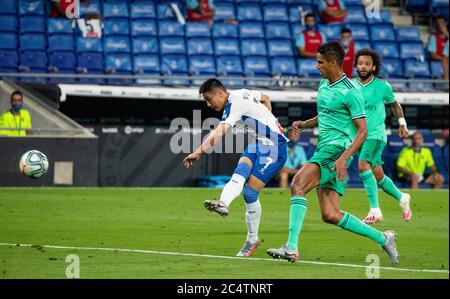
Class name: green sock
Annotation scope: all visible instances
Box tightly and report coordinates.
[287,196,308,251]
[378,175,402,202]
[337,212,386,245]
[360,169,379,209]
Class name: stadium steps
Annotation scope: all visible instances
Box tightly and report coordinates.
[385,5,429,44]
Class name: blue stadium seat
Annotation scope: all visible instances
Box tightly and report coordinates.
[186,22,211,37]
[157,3,177,20]
[287,0,313,4]
[241,39,267,56]
[291,23,306,37]
[48,34,75,52]
[103,2,129,18]
[20,50,47,69]
[444,144,449,173]
[131,19,157,36]
[430,0,449,20]
[48,18,74,35]
[19,0,45,15]
[160,37,186,54]
[387,135,406,154]
[158,20,185,37]
[354,40,371,51]
[342,0,364,6]
[214,38,240,55]
[19,34,46,50]
[77,70,105,84]
[430,60,444,78]
[403,60,431,78]
[406,0,428,13]
[130,1,156,19]
[0,15,17,32]
[243,56,271,75]
[270,57,297,75]
[239,22,265,38]
[399,42,426,60]
[262,0,287,3]
[0,0,16,14]
[265,22,291,39]
[161,54,188,75]
[76,37,103,53]
[317,23,342,40]
[370,24,396,42]
[19,16,45,33]
[263,3,289,22]
[297,58,320,77]
[395,26,422,42]
[237,3,263,21]
[78,52,104,70]
[132,37,159,54]
[214,1,236,21]
[347,23,369,41]
[268,39,294,56]
[367,8,392,24]
[212,23,238,38]
[345,6,367,23]
[288,4,314,23]
[105,53,133,72]
[104,19,130,36]
[48,68,78,84]
[187,38,214,55]
[134,54,160,73]
[0,50,18,69]
[104,36,131,53]
[236,0,261,2]
[216,56,243,75]
[79,0,101,18]
[381,58,404,78]
[49,51,77,70]
[188,55,216,75]
[19,68,48,83]
[373,42,399,59]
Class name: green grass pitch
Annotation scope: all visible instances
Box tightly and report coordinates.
[0,188,448,279]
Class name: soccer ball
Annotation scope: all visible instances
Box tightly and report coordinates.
[19,150,49,179]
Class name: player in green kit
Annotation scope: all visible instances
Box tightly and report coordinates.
[267,41,399,264]
[353,49,412,225]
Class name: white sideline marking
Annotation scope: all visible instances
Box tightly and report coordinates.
[0,242,448,275]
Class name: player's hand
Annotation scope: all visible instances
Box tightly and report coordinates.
[331,157,348,182]
[399,125,409,139]
[290,120,305,135]
[183,152,201,168]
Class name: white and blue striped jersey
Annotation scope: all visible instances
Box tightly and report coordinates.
[220,89,289,144]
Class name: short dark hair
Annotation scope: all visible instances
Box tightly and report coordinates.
[10,90,23,102]
[435,15,447,22]
[304,13,315,22]
[317,41,345,65]
[341,27,352,35]
[354,48,382,76]
[199,78,226,95]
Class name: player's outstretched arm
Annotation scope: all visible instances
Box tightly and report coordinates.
[390,100,409,138]
[290,116,318,135]
[183,123,231,168]
[261,94,272,112]
[331,118,368,182]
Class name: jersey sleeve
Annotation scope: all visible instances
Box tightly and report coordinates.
[383,80,395,104]
[345,89,366,119]
[295,34,305,48]
[317,0,326,13]
[220,102,243,127]
[427,35,437,53]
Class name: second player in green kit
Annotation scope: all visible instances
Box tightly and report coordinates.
[353,49,412,224]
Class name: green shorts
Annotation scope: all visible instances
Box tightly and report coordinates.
[307,144,352,196]
[359,139,386,168]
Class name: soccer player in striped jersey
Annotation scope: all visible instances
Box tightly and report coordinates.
[267,41,399,264]
[183,78,288,257]
[353,48,412,224]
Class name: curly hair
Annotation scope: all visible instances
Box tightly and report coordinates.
[354,48,382,76]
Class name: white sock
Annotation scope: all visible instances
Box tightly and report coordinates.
[219,174,246,207]
[246,200,261,243]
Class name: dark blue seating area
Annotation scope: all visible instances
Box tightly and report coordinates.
[0,0,442,85]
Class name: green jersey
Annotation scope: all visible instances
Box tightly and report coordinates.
[316,75,366,150]
[352,76,395,143]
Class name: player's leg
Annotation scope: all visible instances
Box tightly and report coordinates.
[424,173,444,189]
[374,165,412,222]
[204,156,253,216]
[318,188,399,264]
[267,162,320,262]
[358,140,382,224]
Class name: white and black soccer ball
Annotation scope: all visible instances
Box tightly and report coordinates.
[19,150,49,179]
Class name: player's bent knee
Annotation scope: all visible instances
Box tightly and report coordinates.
[243,184,259,204]
[358,161,372,173]
[321,212,341,224]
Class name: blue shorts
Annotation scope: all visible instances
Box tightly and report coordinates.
[241,140,288,184]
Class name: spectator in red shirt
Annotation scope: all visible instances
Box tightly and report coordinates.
[187,0,216,27]
[427,15,449,80]
[296,14,327,58]
[318,0,348,24]
[340,27,355,78]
